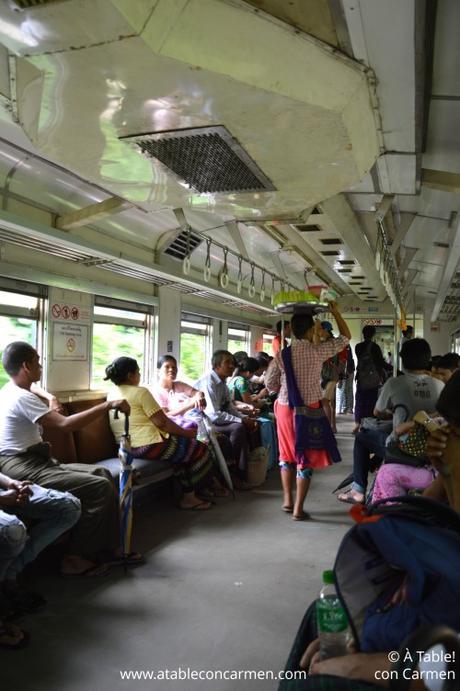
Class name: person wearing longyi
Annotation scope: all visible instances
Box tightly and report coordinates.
[266,302,350,521]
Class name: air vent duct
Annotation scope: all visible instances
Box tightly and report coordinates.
[9,0,68,9]
[120,126,275,194]
[295,224,322,232]
[162,229,203,261]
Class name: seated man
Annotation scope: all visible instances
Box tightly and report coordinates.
[338,338,444,504]
[0,471,80,623]
[195,350,258,479]
[0,342,142,577]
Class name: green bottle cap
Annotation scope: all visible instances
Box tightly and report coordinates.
[322,570,335,585]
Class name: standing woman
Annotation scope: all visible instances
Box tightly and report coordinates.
[105,357,214,511]
[354,325,386,434]
[265,302,351,520]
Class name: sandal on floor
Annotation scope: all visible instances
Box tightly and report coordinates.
[104,552,145,568]
[60,563,110,579]
[282,505,293,513]
[292,511,311,521]
[0,621,30,649]
[337,491,364,505]
[179,501,212,511]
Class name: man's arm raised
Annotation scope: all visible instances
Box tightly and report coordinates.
[39,399,130,434]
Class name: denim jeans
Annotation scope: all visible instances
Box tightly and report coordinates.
[352,428,388,494]
[0,484,81,581]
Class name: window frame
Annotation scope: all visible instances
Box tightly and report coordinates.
[180,311,213,382]
[227,321,251,354]
[92,297,155,385]
[0,283,46,386]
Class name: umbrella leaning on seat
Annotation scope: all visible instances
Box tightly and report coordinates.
[200,414,235,498]
[117,411,134,572]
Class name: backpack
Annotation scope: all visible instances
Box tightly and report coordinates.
[321,356,339,387]
[357,341,381,390]
[333,496,460,653]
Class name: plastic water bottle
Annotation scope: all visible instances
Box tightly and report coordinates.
[196,418,207,443]
[316,570,349,660]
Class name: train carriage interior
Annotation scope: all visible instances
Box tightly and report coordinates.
[0,0,460,689]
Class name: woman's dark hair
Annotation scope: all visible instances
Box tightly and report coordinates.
[255,351,270,360]
[362,325,376,340]
[233,351,248,365]
[400,338,431,371]
[157,355,177,369]
[437,370,460,426]
[276,320,290,334]
[290,313,314,339]
[430,355,442,369]
[255,355,269,369]
[104,357,139,385]
[234,357,259,376]
[2,341,36,375]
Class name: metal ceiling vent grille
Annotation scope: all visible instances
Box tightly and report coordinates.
[120,126,275,194]
[163,230,202,261]
[9,0,68,10]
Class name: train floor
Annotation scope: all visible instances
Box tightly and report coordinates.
[3,416,356,691]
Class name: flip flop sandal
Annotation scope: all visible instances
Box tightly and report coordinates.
[179,501,212,511]
[0,622,30,649]
[105,552,146,568]
[60,562,110,579]
[282,505,293,513]
[292,511,311,521]
[337,492,364,505]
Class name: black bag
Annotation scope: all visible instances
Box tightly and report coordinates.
[384,441,430,468]
[357,341,381,390]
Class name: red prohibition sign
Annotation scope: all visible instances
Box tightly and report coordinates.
[61,305,70,320]
[71,307,79,320]
[51,304,61,318]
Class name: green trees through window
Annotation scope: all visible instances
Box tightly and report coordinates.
[92,323,145,389]
[179,332,207,383]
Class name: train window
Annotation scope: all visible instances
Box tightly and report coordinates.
[227,323,250,355]
[262,332,275,356]
[453,330,460,355]
[0,290,40,387]
[180,313,212,383]
[92,303,151,388]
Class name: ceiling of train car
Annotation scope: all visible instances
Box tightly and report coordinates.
[0,0,458,321]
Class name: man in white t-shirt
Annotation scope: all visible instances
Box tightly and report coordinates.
[0,341,142,578]
[338,339,443,504]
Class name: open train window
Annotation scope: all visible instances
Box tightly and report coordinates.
[92,298,154,389]
[227,323,251,356]
[0,288,42,388]
[180,313,212,383]
[262,332,275,356]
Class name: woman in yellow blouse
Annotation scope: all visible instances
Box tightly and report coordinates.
[105,357,214,511]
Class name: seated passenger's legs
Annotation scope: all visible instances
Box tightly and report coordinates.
[371,464,436,503]
[0,452,120,559]
[2,484,81,580]
[213,422,249,475]
[0,513,27,583]
[351,428,387,495]
[132,435,215,509]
